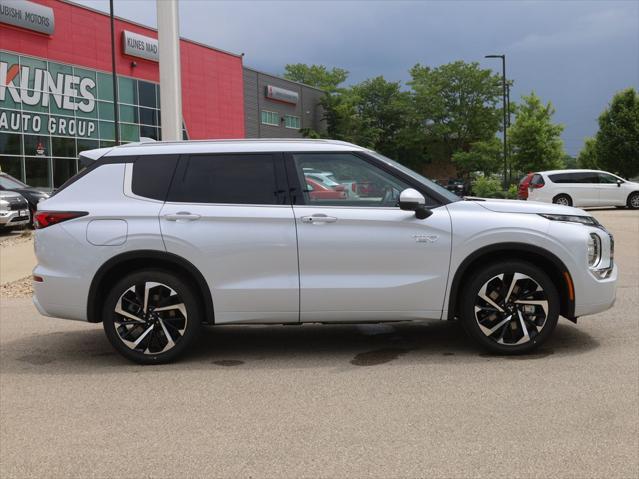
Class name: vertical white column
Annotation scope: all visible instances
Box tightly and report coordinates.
[157,0,183,141]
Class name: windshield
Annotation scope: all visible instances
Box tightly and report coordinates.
[366,151,462,203]
[0,174,27,189]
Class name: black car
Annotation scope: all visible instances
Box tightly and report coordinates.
[0,173,49,224]
[445,178,470,196]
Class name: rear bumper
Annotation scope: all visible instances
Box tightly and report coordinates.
[32,266,89,321]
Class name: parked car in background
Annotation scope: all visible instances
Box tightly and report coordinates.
[527,169,639,208]
[518,173,534,200]
[0,191,30,230]
[33,140,616,364]
[304,168,358,197]
[445,179,470,197]
[304,177,347,201]
[0,173,50,224]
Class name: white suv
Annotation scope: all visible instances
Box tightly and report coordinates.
[33,140,617,364]
[527,169,639,208]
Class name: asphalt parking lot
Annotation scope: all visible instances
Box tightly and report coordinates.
[0,209,637,478]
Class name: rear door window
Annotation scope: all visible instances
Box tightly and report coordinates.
[167,154,287,205]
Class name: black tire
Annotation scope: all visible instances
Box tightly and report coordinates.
[102,269,202,364]
[627,192,639,209]
[459,260,560,355]
[553,194,572,207]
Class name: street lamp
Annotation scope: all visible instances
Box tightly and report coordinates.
[485,54,507,188]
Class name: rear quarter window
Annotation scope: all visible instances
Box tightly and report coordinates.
[131,155,179,201]
[530,174,545,187]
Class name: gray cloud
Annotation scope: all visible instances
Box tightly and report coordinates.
[74,0,639,156]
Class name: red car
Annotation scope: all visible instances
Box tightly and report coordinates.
[305,177,347,200]
[518,172,535,199]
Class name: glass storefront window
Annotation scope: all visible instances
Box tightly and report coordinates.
[25,157,50,188]
[53,157,77,188]
[118,77,137,105]
[0,156,23,180]
[138,81,157,108]
[1,52,163,189]
[98,101,115,121]
[0,132,22,155]
[52,136,76,158]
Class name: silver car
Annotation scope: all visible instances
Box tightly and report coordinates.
[33,140,617,364]
[0,190,30,230]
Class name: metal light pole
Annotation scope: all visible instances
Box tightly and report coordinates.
[485,54,507,188]
[109,0,120,145]
[157,0,183,141]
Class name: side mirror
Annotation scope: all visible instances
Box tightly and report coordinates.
[399,188,432,219]
[617,179,622,187]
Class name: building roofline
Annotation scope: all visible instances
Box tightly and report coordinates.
[60,0,244,59]
[243,66,326,93]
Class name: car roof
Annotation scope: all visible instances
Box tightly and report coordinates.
[537,169,608,175]
[98,139,366,158]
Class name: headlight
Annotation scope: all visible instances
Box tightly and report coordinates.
[587,233,602,267]
[0,199,9,211]
[539,213,598,226]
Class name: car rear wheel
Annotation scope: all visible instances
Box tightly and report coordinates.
[553,194,572,206]
[460,260,559,354]
[627,192,639,209]
[102,270,202,364]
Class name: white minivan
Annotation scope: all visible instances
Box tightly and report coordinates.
[33,140,617,364]
[527,169,639,208]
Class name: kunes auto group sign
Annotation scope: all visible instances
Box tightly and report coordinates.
[0,61,97,138]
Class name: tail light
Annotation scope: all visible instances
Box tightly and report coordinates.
[34,211,88,229]
[351,183,357,192]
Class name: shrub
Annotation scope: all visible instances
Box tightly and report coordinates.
[472,176,503,198]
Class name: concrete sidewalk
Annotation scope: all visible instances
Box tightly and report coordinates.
[0,239,35,284]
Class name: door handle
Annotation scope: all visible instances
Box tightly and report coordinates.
[163,212,201,222]
[300,214,337,224]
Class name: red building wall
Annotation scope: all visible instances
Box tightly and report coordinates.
[0,0,245,139]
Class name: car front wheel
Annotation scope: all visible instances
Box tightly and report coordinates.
[460,260,559,354]
[102,270,202,364]
[627,192,639,209]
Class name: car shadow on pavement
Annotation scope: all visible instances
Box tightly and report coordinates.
[0,319,599,374]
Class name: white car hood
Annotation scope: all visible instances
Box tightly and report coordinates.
[469,198,589,216]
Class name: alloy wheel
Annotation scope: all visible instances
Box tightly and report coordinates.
[114,282,188,355]
[474,273,549,346]
[555,197,570,206]
[630,194,639,208]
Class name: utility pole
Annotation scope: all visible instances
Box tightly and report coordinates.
[485,54,508,189]
[109,0,120,145]
[157,0,183,141]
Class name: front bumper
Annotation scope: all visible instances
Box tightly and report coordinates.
[0,209,30,227]
[574,263,618,317]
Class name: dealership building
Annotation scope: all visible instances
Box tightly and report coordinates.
[0,0,325,189]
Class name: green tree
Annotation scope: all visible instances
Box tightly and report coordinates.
[509,92,564,172]
[595,88,639,178]
[577,137,599,169]
[452,137,502,177]
[283,64,348,92]
[408,61,503,155]
[321,76,413,161]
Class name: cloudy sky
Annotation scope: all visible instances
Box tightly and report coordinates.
[76,0,639,155]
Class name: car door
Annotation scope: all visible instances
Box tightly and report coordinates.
[596,172,625,206]
[572,172,601,206]
[160,152,299,324]
[287,151,452,323]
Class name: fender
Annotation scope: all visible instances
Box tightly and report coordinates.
[446,242,575,321]
[87,250,215,324]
